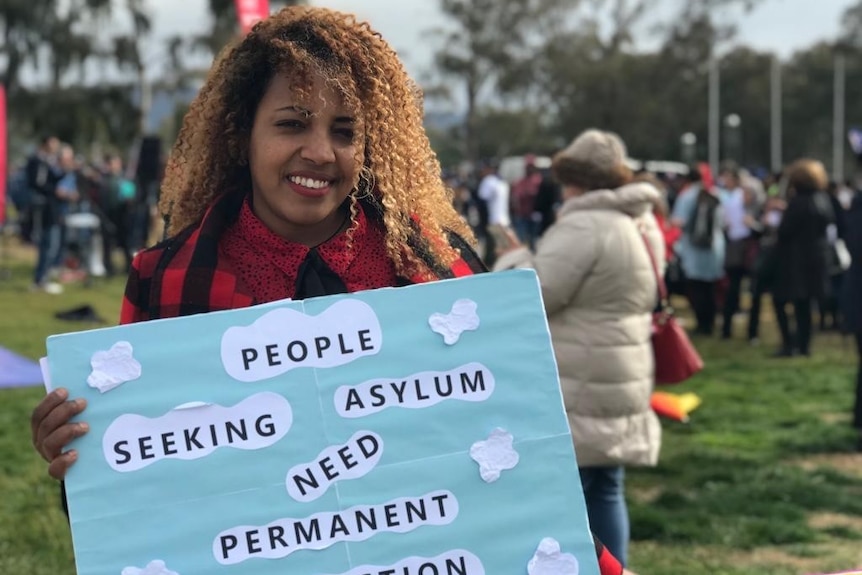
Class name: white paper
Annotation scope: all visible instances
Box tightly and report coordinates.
[470,428,519,483]
[102,392,293,472]
[334,363,495,418]
[214,490,458,565]
[174,401,212,410]
[87,341,142,393]
[528,538,580,575]
[429,299,480,345]
[39,357,52,393]
[286,431,383,502]
[221,299,382,382]
[325,549,485,575]
[121,560,179,575]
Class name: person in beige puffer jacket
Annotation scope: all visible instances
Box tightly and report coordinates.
[494,129,663,568]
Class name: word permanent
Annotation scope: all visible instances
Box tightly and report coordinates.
[334,363,495,418]
[214,490,458,565]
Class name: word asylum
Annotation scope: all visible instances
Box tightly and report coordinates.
[335,363,496,418]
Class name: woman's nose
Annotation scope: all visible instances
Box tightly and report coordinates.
[300,128,336,164]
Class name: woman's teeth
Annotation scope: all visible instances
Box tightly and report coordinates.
[289,176,329,189]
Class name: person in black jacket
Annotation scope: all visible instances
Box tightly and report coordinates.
[771,159,835,357]
[25,135,64,289]
[842,189,862,450]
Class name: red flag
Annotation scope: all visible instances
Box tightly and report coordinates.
[0,84,7,226]
[234,0,269,34]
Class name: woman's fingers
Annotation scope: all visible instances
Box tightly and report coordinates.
[30,388,69,444]
[34,397,88,461]
[41,422,89,462]
[48,450,78,481]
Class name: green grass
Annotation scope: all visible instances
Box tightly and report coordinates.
[0,244,125,575]
[1,241,860,574]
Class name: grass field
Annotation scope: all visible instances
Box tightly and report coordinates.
[1,240,860,574]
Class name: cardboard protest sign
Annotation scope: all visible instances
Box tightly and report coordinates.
[47,270,599,575]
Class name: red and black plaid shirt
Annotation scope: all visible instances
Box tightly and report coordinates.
[120,192,484,323]
[118,190,623,575]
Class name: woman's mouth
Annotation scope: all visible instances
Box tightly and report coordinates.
[287,175,333,198]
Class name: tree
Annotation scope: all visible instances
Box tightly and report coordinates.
[426,0,576,163]
[2,0,155,155]
[529,0,763,162]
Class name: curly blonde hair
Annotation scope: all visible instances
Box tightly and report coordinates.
[160,6,474,279]
[786,158,828,195]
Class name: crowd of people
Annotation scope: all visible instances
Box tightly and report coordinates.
[449,134,862,565]
[7,136,160,293]
[17,5,862,575]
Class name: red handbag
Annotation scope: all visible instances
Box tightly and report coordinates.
[641,231,704,385]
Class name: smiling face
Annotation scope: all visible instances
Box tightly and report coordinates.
[248,70,363,245]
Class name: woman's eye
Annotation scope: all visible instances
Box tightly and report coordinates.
[275,120,304,129]
[333,128,354,141]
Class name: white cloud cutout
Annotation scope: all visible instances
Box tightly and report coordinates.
[428,299,479,345]
[528,538,580,575]
[221,299,382,382]
[527,537,580,575]
[87,341,142,393]
[469,428,519,483]
[121,559,179,575]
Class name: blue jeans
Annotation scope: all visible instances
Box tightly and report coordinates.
[34,222,61,285]
[512,216,537,251]
[580,465,629,566]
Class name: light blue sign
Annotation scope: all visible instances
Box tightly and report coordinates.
[47,270,599,575]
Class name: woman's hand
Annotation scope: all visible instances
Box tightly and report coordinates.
[31,388,89,480]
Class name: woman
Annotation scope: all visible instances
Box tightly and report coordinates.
[771,159,835,357]
[29,8,626,574]
[495,129,662,567]
[670,167,725,336]
[843,189,862,449]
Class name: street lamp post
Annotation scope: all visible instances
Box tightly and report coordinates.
[681,132,697,164]
[770,56,782,174]
[724,113,742,164]
[834,49,846,182]
[708,56,720,176]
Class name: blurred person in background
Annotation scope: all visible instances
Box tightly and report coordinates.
[477,158,510,267]
[510,155,542,250]
[718,164,755,340]
[30,138,71,293]
[747,195,786,344]
[533,164,562,237]
[771,159,835,357]
[842,183,862,450]
[821,180,849,332]
[671,166,725,335]
[23,135,61,245]
[98,154,136,277]
[494,129,662,567]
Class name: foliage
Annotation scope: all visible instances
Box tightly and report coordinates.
[427,0,574,162]
[424,0,862,173]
